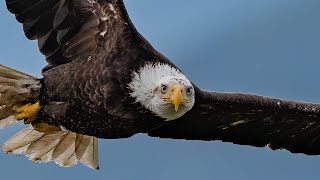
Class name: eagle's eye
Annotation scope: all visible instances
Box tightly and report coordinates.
[161,85,168,94]
[186,87,193,95]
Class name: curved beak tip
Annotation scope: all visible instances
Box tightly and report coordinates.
[174,104,179,112]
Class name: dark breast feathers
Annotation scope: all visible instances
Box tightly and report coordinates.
[40,45,167,138]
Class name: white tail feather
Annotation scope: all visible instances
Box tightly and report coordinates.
[0,116,18,129]
[0,64,41,121]
[26,131,65,163]
[3,126,45,152]
[78,136,99,169]
[52,133,78,167]
[3,126,99,169]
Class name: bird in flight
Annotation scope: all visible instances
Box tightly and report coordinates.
[1,0,320,170]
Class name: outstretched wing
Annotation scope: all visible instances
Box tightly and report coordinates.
[6,0,137,71]
[148,87,320,155]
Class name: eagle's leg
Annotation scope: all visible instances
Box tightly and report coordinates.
[31,101,69,132]
[15,101,41,124]
[15,101,64,132]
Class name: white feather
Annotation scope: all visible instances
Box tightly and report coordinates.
[2,126,100,169]
[3,126,45,153]
[0,115,18,129]
[79,136,99,170]
[128,63,195,120]
[75,134,91,159]
[52,133,78,167]
[26,131,65,163]
[11,144,30,155]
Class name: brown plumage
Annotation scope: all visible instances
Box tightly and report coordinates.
[2,0,320,169]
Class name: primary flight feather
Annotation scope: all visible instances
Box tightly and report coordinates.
[1,0,320,169]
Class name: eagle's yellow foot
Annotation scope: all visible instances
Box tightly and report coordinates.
[15,102,41,124]
[32,122,61,132]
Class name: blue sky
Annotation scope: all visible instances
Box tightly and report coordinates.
[1,0,320,179]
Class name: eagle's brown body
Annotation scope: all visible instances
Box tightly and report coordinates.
[40,42,170,138]
[2,0,320,170]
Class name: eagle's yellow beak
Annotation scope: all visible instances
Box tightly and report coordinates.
[171,85,183,112]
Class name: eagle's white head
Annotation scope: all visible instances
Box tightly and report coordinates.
[128,63,195,121]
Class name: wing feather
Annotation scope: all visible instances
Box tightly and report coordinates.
[149,87,320,155]
[5,0,137,71]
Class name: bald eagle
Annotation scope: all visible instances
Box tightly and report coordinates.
[1,0,320,169]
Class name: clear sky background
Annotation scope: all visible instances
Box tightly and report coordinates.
[1,0,320,179]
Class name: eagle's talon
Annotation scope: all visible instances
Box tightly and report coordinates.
[14,102,41,124]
